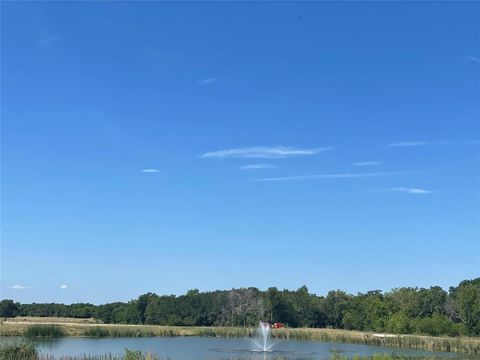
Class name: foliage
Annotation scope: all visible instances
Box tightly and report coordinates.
[116,349,156,360]
[8,278,480,337]
[0,341,37,360]
[0,300,20,320]
[450,279,480,335]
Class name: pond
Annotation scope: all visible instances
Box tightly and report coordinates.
[16,337,479,359]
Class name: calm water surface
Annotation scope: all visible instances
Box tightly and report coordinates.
[15,337,478,359]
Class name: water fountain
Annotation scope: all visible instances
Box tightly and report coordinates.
[254,321,273,352]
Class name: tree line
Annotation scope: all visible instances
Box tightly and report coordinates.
[1,278,479,337]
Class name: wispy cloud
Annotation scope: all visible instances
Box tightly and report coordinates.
[201,146,331,159]
[141,169,160,173]
[239,163,276,170]
[196,78,217,85]
[388,141,428,147]
[256,171,397,182]
[389,187,434,194]
[466,56,480,64]
[39,34,57,48]
[59,284,68,289]
[388,140,478,148]
[353,161,380,166]
[9,285,30,290]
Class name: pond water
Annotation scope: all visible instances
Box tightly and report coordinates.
[13,336,478,359]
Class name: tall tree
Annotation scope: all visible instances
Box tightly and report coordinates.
[0,300,19,320]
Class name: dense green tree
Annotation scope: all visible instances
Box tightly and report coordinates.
[0,299,19,320]
[291,286,317,327]
[5,278,479,337]
[417,287,447,318]
[385,312,412,334]
[451,280,480,335]
[116,301,142,324]
[387,287,422,318]
[144,295,177,325]
[311,297,329,328]
[95,302,125,323]
[264,287,298,326]
[136,293,158,324]
[324,290,349,328]
[414,313,466,336]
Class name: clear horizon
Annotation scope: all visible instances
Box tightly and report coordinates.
[1,1,479,305]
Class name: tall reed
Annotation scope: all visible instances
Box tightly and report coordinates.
[266,328,480,354]
[24,325,65,338]
[0,341,38,360]
[83,327,110,338]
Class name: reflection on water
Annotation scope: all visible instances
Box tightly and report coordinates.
[2,337,477,360]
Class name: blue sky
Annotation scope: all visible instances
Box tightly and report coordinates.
[1,2,479,304]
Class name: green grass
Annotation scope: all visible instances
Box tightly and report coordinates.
[330,355,456,360]
[124,349,159,360]
[108,328,156,338]
[82,327,156,338]
[0,341,37,360]
[269,328,480,354]
[24,325,65,338]
[82,327,110,337]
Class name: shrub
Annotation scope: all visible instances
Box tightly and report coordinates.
[124,348,159,360]
[414,314,462,336]
[386,312,412,334]
[124,349,143,360]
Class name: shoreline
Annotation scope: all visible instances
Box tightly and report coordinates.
[1,318,479,355]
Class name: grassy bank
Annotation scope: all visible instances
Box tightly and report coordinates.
[24,325,65,338]
[1,318,479,355]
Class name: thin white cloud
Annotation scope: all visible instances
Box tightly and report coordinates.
[201,146,331,159]
[388,141,428,147]
[353,161,380,166]
[239,163,276,170]
[141,169,160,173]
[389,187,434,194]
[196,78,217,85]
[466,56,480,63]
[59,284,68,289]
[388,140,478,148]
[9,285,30,290]
[39,34,57,48]
[256,172,397,182]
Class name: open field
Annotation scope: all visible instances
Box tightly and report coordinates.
[1,317,479,355]
[6,317,101,325]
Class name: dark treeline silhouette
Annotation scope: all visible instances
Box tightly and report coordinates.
[2,278,479,337]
